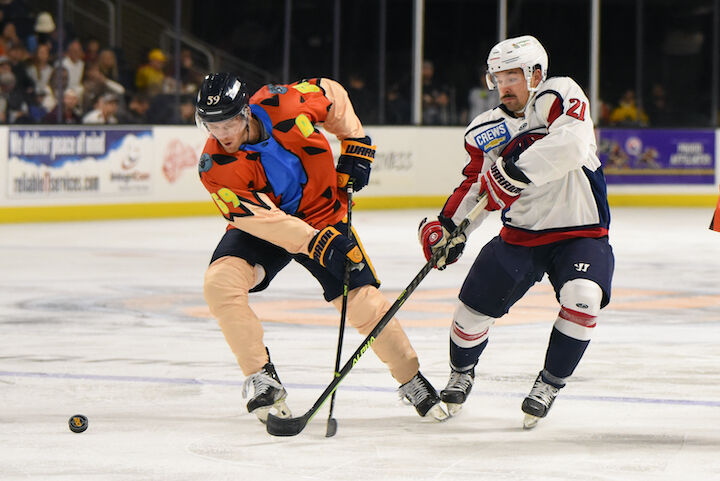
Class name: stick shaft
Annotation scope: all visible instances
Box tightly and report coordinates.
[267,194,488,436]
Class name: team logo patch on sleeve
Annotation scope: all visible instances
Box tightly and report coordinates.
[474,122,510,152]
[198,153,213,173]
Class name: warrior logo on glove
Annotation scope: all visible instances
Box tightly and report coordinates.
[336,136,376,191]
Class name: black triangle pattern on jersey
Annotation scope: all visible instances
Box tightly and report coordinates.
[261,95,280,107]
[321,187,333,199]
[302,146,327,155]
[273,119,296,133]
[212,153,237,165]
[332,199,341,212]
[300,97,306,103]
[246,152,260,161]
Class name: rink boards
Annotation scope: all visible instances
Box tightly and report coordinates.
[0,125,718,223]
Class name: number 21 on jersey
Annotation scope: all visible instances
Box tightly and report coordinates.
[567,98,587,121]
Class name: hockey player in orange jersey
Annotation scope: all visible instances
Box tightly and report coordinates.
[195,73,448,423]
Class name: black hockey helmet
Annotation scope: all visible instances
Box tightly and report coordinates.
[195,73,249,122]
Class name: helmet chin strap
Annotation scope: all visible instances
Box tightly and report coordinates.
[515,74,543,115]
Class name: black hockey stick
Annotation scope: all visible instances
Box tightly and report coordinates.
[325,181,354,437]
[266,193,488,437]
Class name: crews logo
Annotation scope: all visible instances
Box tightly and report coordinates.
[475,122,510,152]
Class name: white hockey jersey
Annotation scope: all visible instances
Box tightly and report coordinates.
[441,76,610,247]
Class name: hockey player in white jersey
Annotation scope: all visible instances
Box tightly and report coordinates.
[418,35,614,428]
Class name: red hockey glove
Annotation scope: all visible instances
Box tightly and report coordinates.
[336,136,375,191]
[418,216,466,270]
[479,158,529,211]
[309,226,365,280]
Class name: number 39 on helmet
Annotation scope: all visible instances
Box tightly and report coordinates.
[485,35,548,93]
[195,72,250,124]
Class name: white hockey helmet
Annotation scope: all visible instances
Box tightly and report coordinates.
[486,35,548,92]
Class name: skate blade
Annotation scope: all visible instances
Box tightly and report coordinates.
[522,413,539,430]
[253,400,292,424]
[426,404,450,422]
[445,402,463,416]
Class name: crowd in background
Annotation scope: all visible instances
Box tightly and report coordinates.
[0,6,202,126]
[0,4,694,128]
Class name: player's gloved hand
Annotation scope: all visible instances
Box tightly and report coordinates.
[336,136,375,191]
[418,216,466,270]
[479,157,529,211]
[309,226,365,280]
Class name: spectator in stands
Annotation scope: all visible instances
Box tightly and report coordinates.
[386,82,410,124]
[61,38,85,95]
[2,21,21,47]
[609,89,648,127]
[32,11,56,54]
[28,86,48,122]
[135,48,167,95]
[82,92,119,124]
[422,59,452,125]
[177,93,196,124]
[119,92,150,124]
[42,87,81,124]
[97,48,122,85]
[26,41,51,94]
[180,47,204,93]
[42,65,69,113]
[465,71,495,122]
[84,37,100,65]
[645,83,674,127]
[346,72,377,124]
[81,62,125,113]
[0,69,30,123]
[6,40,33,100]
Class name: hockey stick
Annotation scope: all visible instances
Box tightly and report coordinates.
[266,193,489,437]
[325,181,354,437]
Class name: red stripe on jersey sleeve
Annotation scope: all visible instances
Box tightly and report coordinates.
[442,142,484,218]
[547,97,564,126]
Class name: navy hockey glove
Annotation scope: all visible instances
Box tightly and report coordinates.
[479,157,530,211]
[309,226,365,280]
[336,136,375,191]
[418,215,466,270]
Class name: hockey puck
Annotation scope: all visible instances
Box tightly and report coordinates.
[68,414,88,433]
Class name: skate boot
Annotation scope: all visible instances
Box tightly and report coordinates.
[241,362,291,423]
[398,371,449,421]
[440,367,474,416]
[521,371,561,429]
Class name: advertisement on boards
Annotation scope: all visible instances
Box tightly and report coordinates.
[6,128,153,199]
[597,129,716,184]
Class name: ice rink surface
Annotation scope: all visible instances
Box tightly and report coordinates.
[2,207,719,480]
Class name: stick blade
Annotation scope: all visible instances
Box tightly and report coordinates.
[266,412,310,437]
[325,418,337,437]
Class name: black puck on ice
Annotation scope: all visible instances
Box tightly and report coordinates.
[68,414,88,433]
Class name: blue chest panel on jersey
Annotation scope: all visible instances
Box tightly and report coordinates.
[475,121,511,152]
[245,104,307,215]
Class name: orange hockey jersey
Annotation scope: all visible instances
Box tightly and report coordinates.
[198,78,365,255]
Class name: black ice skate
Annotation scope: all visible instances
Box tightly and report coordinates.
[399,371,449,421]
[242,362,291,423]
[521,371,561,429]
[440,367,475,415]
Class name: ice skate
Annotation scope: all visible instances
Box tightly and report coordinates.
[242,362,291,423]
[521,372,560,429]
[440,367,474,416]
[399,371,449,421]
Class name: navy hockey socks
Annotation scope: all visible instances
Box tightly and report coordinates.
[543,327,590,385]
[450,338,488,372]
